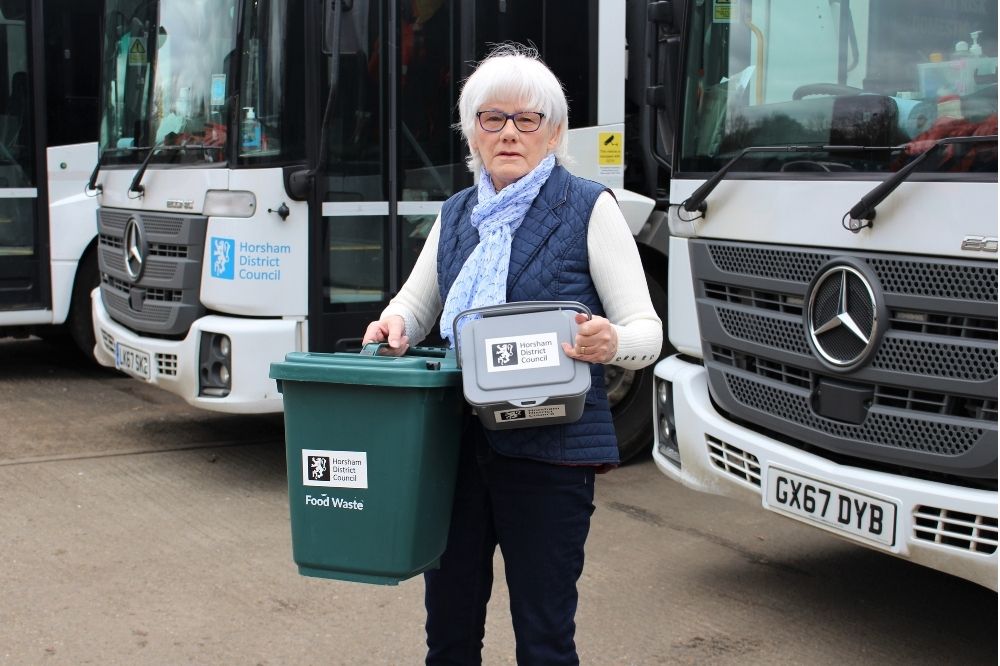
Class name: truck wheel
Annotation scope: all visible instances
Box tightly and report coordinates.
[68,248,100,362]
[608,271,673,463]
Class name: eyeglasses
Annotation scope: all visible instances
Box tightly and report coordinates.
[476,110,545,133]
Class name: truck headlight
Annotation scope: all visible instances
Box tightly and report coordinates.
[655,378,680,468]
[199,332,232,397]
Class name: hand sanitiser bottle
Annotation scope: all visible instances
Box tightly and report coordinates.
[241,107,261,150]
[969,31,982,57]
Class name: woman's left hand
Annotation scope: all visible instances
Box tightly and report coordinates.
[561,313,618,364]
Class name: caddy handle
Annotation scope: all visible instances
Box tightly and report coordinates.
[359,342,449,359]
[453,301,591,368]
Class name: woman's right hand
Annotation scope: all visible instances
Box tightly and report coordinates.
[362,315,409,356]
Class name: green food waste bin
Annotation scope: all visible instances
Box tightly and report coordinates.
[269,346,463,585]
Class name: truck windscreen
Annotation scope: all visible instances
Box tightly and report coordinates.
[677,0,997,176]
[99,0,238,166]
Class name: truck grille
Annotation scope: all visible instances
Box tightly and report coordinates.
[706,435,762,487]
[97,209,207,337]
[692,240,998,482]
[913,506,998,555]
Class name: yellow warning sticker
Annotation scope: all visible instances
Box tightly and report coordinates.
[713,0,732,23]
[128,38,146,66]
[598,132,623,166]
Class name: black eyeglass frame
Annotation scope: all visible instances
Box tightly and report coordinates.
[475,110,546,133]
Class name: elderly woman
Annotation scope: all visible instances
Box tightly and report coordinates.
[362,44,662,665]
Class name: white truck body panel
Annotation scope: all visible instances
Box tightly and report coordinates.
[653,354,998,591]
[668,178,998,260]
[93,294,301,413]
[0,142,97,327]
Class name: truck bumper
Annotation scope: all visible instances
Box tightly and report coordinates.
[652,354,998,591]
[92,288,299,414]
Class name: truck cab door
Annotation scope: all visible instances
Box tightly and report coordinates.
[0,4,45,314]
[309,0,469,352]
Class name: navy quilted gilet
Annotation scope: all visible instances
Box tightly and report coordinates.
[438,165,620,465]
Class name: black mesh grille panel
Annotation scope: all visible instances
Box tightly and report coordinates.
[692,240,998,480]
[101,285,174,325]
[708,244,831,282]
[726,374,982,456]
[141,217,185,235]
[870,258,999,302]
[873,337,998,382]
[713,346,998,422]
[142,263,177,280]
[717,308,812,355]
[706,242,999,303]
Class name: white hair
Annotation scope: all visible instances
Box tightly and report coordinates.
[456,43,571,173]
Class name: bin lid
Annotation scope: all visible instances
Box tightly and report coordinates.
[459,308,589,404]
[269,348,461,388]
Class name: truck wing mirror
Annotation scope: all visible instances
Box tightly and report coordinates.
[286,168,313,201]
[647,1,676,29]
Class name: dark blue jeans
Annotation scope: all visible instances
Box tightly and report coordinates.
[424,421,597,665]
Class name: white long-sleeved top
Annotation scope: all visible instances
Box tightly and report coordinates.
[382,191,663,369]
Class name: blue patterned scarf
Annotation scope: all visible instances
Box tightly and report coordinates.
[440,153,556,345]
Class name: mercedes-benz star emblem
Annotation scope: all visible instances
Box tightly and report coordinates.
[806,264,879,369]
[123,217,146,282]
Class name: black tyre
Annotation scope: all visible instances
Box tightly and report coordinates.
[607,271,673,463]
[67,248,100,362]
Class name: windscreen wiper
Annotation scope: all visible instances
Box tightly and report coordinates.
[86,145,149,195]
[126,143,161,197]
[844,134,999,232]
[128,142,224,198]
[681,143,894,215]
[85,155,103,196]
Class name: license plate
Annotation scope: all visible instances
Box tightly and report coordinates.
[114,342,151,381]
[764,467,897,547]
